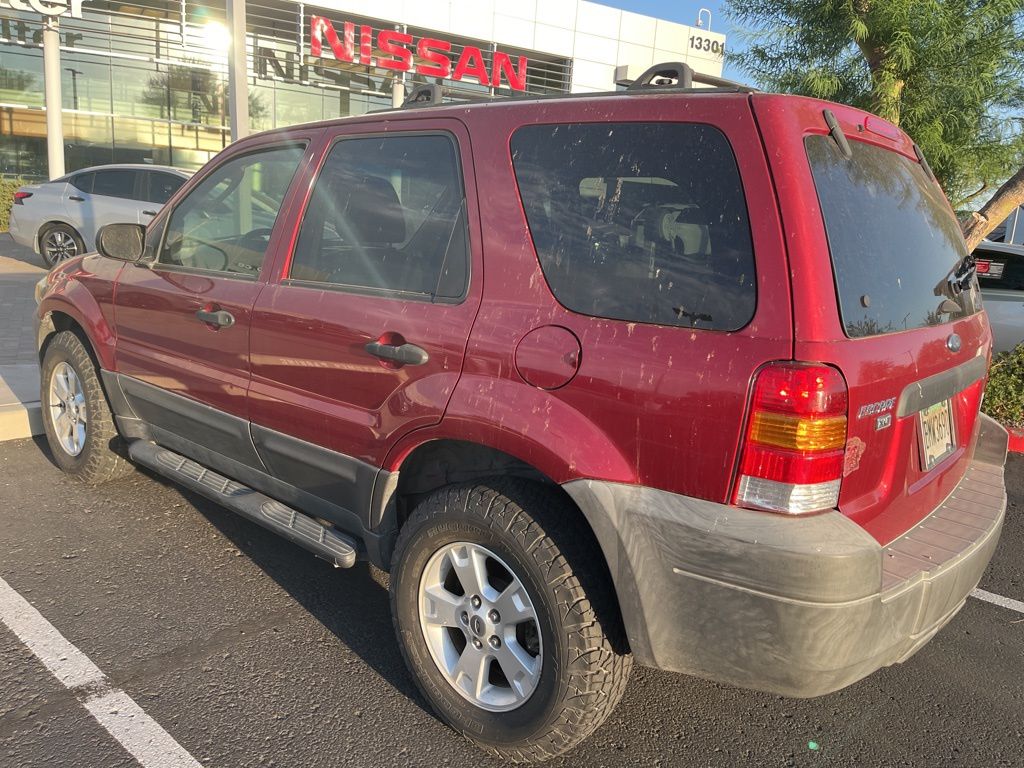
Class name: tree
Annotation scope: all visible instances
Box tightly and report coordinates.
[725,0,1024,248]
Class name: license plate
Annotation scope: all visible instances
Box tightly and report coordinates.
[918,399,956,471]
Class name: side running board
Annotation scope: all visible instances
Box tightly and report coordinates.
[129,441,358,568]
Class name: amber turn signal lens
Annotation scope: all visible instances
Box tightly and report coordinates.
[748,412,847,452]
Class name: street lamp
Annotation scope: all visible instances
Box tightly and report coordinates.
[65,67,82,110]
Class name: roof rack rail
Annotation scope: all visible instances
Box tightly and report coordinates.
[400,84,496,109]
[626,61,757,92]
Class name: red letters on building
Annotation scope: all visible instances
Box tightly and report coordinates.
[416,37,452,78]
[491,51,527,91]
[378,30,414,71]
[309,16,529,91]
[452,46,490,86]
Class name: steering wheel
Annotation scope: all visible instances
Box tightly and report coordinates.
[237,227,275,252]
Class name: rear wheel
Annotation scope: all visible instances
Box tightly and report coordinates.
[41,330,131,484]
[39,223,85,267]
[390,480,632,762]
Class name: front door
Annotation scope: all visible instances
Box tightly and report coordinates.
[248,123,482,516]
[114,141,311,467]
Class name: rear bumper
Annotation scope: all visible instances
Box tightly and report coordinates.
[563,414,1008,698]
[7,213,34,250]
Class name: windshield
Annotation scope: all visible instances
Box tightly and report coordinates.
[806,136,980,338]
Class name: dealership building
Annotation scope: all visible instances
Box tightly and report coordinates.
[0,0,726,179]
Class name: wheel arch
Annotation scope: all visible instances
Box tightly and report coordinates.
[374,438,630,649]
[38,302,115,372]
[37,219,86,254]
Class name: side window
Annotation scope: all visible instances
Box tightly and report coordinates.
[92,169,139,199]
[146,172,186,204]
[159,145,305,276]
[290,133,468,299]
[510,122,757,331]
[70,172,94,193]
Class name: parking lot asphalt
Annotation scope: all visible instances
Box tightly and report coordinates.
[0,437,1021,768]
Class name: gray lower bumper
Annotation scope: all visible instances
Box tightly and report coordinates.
[563,414,1008,698]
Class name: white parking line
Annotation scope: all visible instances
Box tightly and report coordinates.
[971,588,1024,615]
[0,576,203,768]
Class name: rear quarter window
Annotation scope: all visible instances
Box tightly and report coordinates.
[510,122,757,332]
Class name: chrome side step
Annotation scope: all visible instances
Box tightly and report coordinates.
[129,441,358,568]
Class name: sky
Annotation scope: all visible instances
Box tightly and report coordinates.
[595,0,747,81]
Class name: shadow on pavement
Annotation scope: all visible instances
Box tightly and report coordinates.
[0,233,46,270]
[123,455,434,718]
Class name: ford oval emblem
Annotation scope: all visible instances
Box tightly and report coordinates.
[946,333,962,353]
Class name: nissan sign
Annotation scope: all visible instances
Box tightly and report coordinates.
[310,16,529,91]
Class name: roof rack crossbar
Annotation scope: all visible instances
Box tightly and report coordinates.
[626,61,756,92]
[400,84,496,109]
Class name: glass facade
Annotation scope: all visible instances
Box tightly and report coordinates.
[0,0,572,180]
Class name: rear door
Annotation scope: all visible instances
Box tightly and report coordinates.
[248,120,482,518]
[88,168,144,230]
[754,97,990,544]
[140,171,188,223]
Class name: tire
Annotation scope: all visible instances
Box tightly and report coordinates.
[41,330,131,484]
[39,223,86,267]
[390,479,632,762]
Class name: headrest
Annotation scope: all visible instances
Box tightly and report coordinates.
[340,175,406,244]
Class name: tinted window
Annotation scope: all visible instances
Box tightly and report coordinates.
[290,134,467,298]
[146,172,186,204]
[510,122,756,331]
[92,169,138,199]
[70,172,94,193]
[975,245,1024,292]
[806,136,980,338]
[160,145,305,275]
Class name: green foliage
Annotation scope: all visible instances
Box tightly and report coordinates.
[725,0,1024,208]
[0,177,25,233]
[983,344,1024,429]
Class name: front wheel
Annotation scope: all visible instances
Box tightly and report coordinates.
[40,330,131,484]
[390,480,632,762]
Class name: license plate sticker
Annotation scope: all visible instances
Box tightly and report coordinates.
[918,399,956,471]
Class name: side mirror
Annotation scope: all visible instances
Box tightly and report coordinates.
[96,223,146,263]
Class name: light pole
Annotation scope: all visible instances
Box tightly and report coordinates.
[65,67,82,110]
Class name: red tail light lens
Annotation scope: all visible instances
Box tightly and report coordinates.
[13,191,32,205]
[734,363,848,515]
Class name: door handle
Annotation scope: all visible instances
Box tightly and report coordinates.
[142,210,157,216]
[195,309,235,328]
[365,340,429,366]
[69,196,84,202]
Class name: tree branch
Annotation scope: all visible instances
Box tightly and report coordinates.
[961,164,1024,251]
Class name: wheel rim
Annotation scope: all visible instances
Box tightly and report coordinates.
[48,362,87,456]
[43,230,79,263]
[418,541,543,712]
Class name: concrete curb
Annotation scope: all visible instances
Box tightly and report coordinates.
[0,364,43,442]
[1008,428,1024,454]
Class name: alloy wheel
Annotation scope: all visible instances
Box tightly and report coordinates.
[48,361,87,456]
[43,230,79,263]
[418,541,543,712]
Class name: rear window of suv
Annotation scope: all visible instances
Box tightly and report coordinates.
[511,122,757,332]
[806,136,980,338]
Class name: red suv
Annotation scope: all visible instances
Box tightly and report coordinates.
[35,65,1008,762]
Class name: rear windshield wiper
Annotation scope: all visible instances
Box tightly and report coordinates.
[940,254,976,296]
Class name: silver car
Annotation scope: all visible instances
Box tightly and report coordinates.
[974,239,1024,354]
[8,164,191,267]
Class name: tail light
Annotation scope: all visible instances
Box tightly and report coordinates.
[734,362,848,515]
[13,191,32,205]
